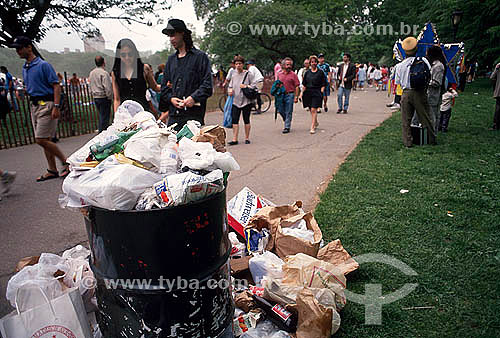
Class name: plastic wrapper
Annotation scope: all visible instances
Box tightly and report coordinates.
[153,169,224,207]
[240,320,291,338]
[229,232,246,258]
[61,155,162,210]
[248,251,284,286]
[233,309,265,337]
[245,228,270,255]
[135,187,163,210]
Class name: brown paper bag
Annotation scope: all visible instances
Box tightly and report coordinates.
[282,253,346,311]
[274,212,323,259]
[317,239,359,275]
[296,288,333,338]
[192,125,227,152]
[246,201,304,252]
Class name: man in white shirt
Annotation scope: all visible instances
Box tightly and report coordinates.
[395,37,435,146]
[246,59,264,113]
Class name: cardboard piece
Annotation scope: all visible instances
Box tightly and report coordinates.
[228,187,270,237]
[192,125,227,152]
[317,239,359,275]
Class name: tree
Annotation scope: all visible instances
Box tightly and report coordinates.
[201,2,329,71]
[0,0,174,47]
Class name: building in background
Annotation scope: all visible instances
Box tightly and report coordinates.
[83,34,105,53]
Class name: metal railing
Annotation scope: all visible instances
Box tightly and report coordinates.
[0,72,101,149]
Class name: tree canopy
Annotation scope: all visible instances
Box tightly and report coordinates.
[196,0,500,71]
[0,0,173,47]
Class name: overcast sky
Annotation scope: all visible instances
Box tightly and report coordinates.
[38,0,205,53]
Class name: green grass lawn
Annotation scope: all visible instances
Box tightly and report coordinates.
[315,78,500,337]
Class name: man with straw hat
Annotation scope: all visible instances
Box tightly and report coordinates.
[395,36,436,146]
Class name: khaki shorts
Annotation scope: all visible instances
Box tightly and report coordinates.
[31,101,57,139]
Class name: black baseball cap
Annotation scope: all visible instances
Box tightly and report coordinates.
[318,53,325,58]
[162,19,192,36]
[246,59,256,65]
[9,36,33,48]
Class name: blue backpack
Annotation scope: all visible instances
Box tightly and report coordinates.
[409,57,431,90]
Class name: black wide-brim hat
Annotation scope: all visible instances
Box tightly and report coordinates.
[162,19,192,35]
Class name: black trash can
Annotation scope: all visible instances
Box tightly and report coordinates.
[84,190,234,337]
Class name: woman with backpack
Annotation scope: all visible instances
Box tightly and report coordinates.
[426,45,447,134]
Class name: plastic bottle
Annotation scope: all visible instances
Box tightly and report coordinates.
[252,295,297,333]
[160,134,179,175]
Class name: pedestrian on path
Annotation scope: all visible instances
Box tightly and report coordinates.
[395,37,436,146]
[317,53,331,112]
[10,36,70,181]
[159,19,213,130]
[228,55,257,145]
[89,55,113,132]
[297,58,310,100]
[357,64,366,90]
[336,53,356,114]
[277,57,300,133]
[489,62,500,130]
[111,38,160,112]
[299,55,326,134]
[246,60,264,114]
[426,45,446,134]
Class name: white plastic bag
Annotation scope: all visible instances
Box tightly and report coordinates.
[130,110,158,131]
[113,100,144,128]
[6,253,69,309]
[211,151,240,172]
[123,128,163,169]
[248,251,285,286]
[62,156,162,210]
[178,137,216,170]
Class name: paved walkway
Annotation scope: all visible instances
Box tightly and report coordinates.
[0,86,393,317]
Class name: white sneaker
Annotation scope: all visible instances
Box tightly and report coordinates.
[1,171,16,194]
[390,103,400,110]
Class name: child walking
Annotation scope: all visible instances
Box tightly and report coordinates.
[439,86,458,132]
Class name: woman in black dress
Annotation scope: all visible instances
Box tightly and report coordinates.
[111,39,160,112]
[299,55,327,134]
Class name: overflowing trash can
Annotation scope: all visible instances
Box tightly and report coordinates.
[85,189,234,337]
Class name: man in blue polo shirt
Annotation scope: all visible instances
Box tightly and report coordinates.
[10,36,69,181]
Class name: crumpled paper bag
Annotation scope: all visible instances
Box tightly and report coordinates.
[317,239,359,275]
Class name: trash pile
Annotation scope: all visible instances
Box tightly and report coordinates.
[227,187,359,337]
[0,245,101,337]
[59,100,240,211]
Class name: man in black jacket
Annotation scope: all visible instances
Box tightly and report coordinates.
[159,19,212,130]
[336,53,356,114]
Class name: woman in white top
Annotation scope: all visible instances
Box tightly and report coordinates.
[228,56,257,145]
